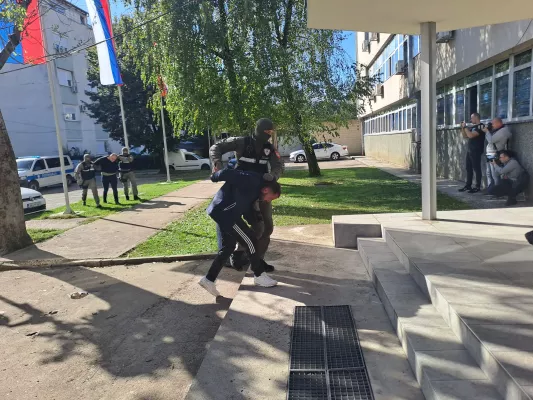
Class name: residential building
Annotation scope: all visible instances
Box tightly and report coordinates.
[358,23,533,192]
[0,0,121,158]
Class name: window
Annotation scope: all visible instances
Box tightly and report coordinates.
[46,158,61,169]
[63,104,78,121]
[364,104,417,135]
[57,68,73,87]
[80,15,86,25]
[437,97,445,126]
[369,35,408,83]
[479,82,493,120]
[49,2,66,14]
[512,50,532,118]
[17,160,34,170]
[455,90,465,124]
[33,160,46,171]
[495,75,509,119]
[411,36,420,57]
[513,68,531,117]
[445,93,454,125]
[185,154,198,161]
[465,86,478,118]
[312,143,321,150]
[63,157,71,167]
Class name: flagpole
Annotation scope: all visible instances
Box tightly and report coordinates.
[117,85,129,148]
[160,95,171,183]
[40,2,73,214]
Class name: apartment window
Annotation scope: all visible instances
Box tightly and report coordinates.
[445,92,454,125]
[437,97,445,126]
[479,81,493,120]
[512,50,532,118]
[57,68,73,87]
[369,34,408,83]
[364,103,417,135]
[494,60,510,119]
[63,104,78,121]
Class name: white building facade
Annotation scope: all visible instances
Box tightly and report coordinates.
[358,22,533,191]
[0,0,121,158]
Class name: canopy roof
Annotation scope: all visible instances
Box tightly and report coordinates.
[307,0,533,34]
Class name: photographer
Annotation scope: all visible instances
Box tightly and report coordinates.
[482,118,512,190]
[488,150,529,206]
[459,113,486,193]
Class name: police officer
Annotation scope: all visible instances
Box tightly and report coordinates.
[118,148,140,201]
[75,154,101,208]
[210,118,284,272]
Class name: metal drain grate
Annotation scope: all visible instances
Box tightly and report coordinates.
[287,306,374,400]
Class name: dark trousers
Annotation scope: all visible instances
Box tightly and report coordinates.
[207,219,265,282]
[466,150,483,189]
[488,176,528,200]
[217,201,274,260]
[102,174,119,203]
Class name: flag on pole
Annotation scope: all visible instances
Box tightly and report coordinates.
[0,0,45,64]
[85,0,122,85]
[157,75,168,97]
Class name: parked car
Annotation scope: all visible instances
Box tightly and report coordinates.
[290,142,349,163]
[20,187,46,214]
[17,156,77,191]
[167,149,211,171]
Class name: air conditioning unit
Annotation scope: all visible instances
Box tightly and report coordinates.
[370,32,380,42]
[436,31,454,43]
[395,60,407,75]
[361,40,370,53]
[373,84,384,98]
[70,84,78,93]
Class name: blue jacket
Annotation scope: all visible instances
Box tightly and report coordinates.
[207,168,263,229]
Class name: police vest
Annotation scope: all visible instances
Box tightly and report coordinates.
[80,162,96,181]
[119,157,133,172]
[236,136,273,174]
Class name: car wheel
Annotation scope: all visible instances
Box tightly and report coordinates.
[296,154,306,163]
[66,174,75,185]
[330,152,340,161]
[29,180,40,191]
[201,164,211,171]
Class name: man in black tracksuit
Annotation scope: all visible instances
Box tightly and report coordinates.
[198,168,281,297]
[209,118,284,272]
[94,154,120,205]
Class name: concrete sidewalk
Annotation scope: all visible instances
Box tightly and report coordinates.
[359,157,529,209]
[4,180,220,262]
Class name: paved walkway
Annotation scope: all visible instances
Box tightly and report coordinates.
[4,180,220,262]
[359,157,529,209]
[26,218,86,230]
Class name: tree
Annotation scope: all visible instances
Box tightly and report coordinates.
[85,44,179,165]
[0,0,33,255]
[127,0,377,176]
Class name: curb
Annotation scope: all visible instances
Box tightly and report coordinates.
[0,253,217,272]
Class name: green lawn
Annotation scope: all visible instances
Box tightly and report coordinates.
[27,229,66,243]
[27,170,209,221]
[128,167,469,257]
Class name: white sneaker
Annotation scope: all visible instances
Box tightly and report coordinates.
[254,273,278,287]
[198,277,220,297]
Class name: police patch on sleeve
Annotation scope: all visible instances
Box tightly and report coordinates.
[263,148,271,156]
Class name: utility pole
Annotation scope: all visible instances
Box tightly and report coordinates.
[160,96,171,183]
[40,3,72,214]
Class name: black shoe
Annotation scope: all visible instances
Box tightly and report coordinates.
[468,187,480,194]
[262,261,275,273]
[115,200,121,205]
[525,230,533,245]
[126,195,130,201]
[506,198,517,206]
[103,198,107,203]
[96,204,102,209]
[83,201,86,206]
[134,196,141,201]
[458,186,472,192]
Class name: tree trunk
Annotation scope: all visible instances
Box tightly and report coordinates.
[0,109,32,255]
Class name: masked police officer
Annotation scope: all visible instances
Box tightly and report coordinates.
[75,154,101,208]
[210,118,284,272]
[118,148,140,201]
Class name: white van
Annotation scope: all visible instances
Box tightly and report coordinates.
[17,156,77,191]
[167,150,211,171]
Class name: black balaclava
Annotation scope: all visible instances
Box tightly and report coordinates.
[255,118,274,146]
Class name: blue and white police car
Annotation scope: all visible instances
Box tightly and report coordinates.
[17,156,77,191]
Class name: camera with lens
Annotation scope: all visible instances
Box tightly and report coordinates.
[487,122,493,131]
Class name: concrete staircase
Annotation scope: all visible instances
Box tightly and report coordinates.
[358,227,533,400]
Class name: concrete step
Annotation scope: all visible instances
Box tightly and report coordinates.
[358,237,503,400]
[382,228,533,400]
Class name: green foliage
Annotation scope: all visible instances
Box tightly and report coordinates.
[85,16,179,154]
[0,0,28,31]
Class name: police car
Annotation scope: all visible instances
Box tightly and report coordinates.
[17,156,77,191]
[20,187,46,214]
